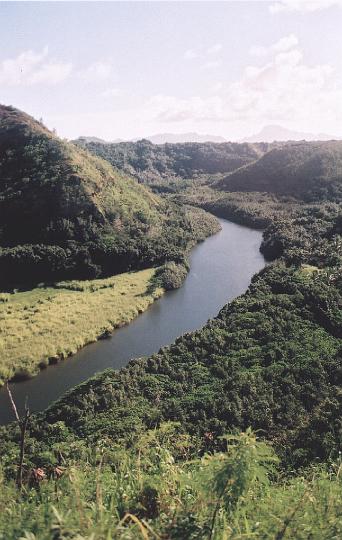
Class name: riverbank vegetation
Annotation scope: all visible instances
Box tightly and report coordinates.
[0,268,163,385]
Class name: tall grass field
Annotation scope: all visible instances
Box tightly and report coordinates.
[0,268,163,385]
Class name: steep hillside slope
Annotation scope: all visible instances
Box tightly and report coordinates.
[214,141,342,201]
[0,106,218,289]
[74,138,277,185]
[0,106,162,247]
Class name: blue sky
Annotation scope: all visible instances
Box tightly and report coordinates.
[1,0,342,140]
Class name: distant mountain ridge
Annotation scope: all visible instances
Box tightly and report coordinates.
[76,136,124,144]
[76,133,226,145]
[243,124,340,143]
[142,132,226,144]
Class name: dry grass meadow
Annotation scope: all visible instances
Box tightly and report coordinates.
[0,268,163,384]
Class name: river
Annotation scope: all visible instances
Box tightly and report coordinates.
[0,219,265,424]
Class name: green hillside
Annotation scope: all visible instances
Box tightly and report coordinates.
[214,141,342,201]
[74,138,278,186]
[0,105,218,289]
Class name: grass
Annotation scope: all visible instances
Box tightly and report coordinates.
[0,427,341,539]
[0,268,163,385]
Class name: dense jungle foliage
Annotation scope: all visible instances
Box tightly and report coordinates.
[0,106,218,290]
[76,137,342,204]
[74,138,280,184]
[214,141,342,201]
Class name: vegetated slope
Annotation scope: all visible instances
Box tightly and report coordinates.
[0,105,161,247]
[2,203,340,469]
[74,138,278,185]
[0,427,341,540]
[214,141,342,201]
[0,105,218,289]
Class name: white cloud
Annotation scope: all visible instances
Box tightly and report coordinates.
[147,94,223,123]
[184,43,223,62]
[28,63,73,85]
[101,87,120,98]
[270,0,342,14]
[210,82,224,93]
[202,60,222,70]
[78,61,112,82]
[0,47,72,86]
[147,36,342,134]
[184,49,198,60]
[250,34,299,57]
[207,43,222,55]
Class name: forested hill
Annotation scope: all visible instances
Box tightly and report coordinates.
[214,141,342,201]
[75,137,342,203]
[0,105,218,289]
[73,138,278,184]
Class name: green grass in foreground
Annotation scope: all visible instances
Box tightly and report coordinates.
[0,427,341,539]
[0,268,163,385]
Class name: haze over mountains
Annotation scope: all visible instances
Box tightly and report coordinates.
[242,125,341,143]
[76,133,226,145]
[76,125,341,146]
[142,132,227,144]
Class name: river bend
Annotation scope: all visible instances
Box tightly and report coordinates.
[0,219,265,424]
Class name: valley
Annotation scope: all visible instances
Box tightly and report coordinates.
[0,218,264,423]
[0,104,341,539]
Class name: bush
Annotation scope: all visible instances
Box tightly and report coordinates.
[155,261,189,290]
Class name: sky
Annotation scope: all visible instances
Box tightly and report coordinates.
[1,0,342,140]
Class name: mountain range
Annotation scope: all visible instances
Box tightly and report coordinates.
[242,124,340,143]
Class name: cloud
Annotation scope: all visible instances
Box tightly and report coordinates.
[201,60,222,70]
[184,43,223,62]
[147,94,223,123]
[101,87,120,98]
[147,36,342,134]
[78,61,112,82]
[184,49,198,60]
[207,43,222,55]
[210,82,224,93]
[250,34,299,56]
[270,0,342,14]
[0,47,72,86]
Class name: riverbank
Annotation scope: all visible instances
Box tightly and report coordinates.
[0,219,264,423]
[0,268,164,385]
